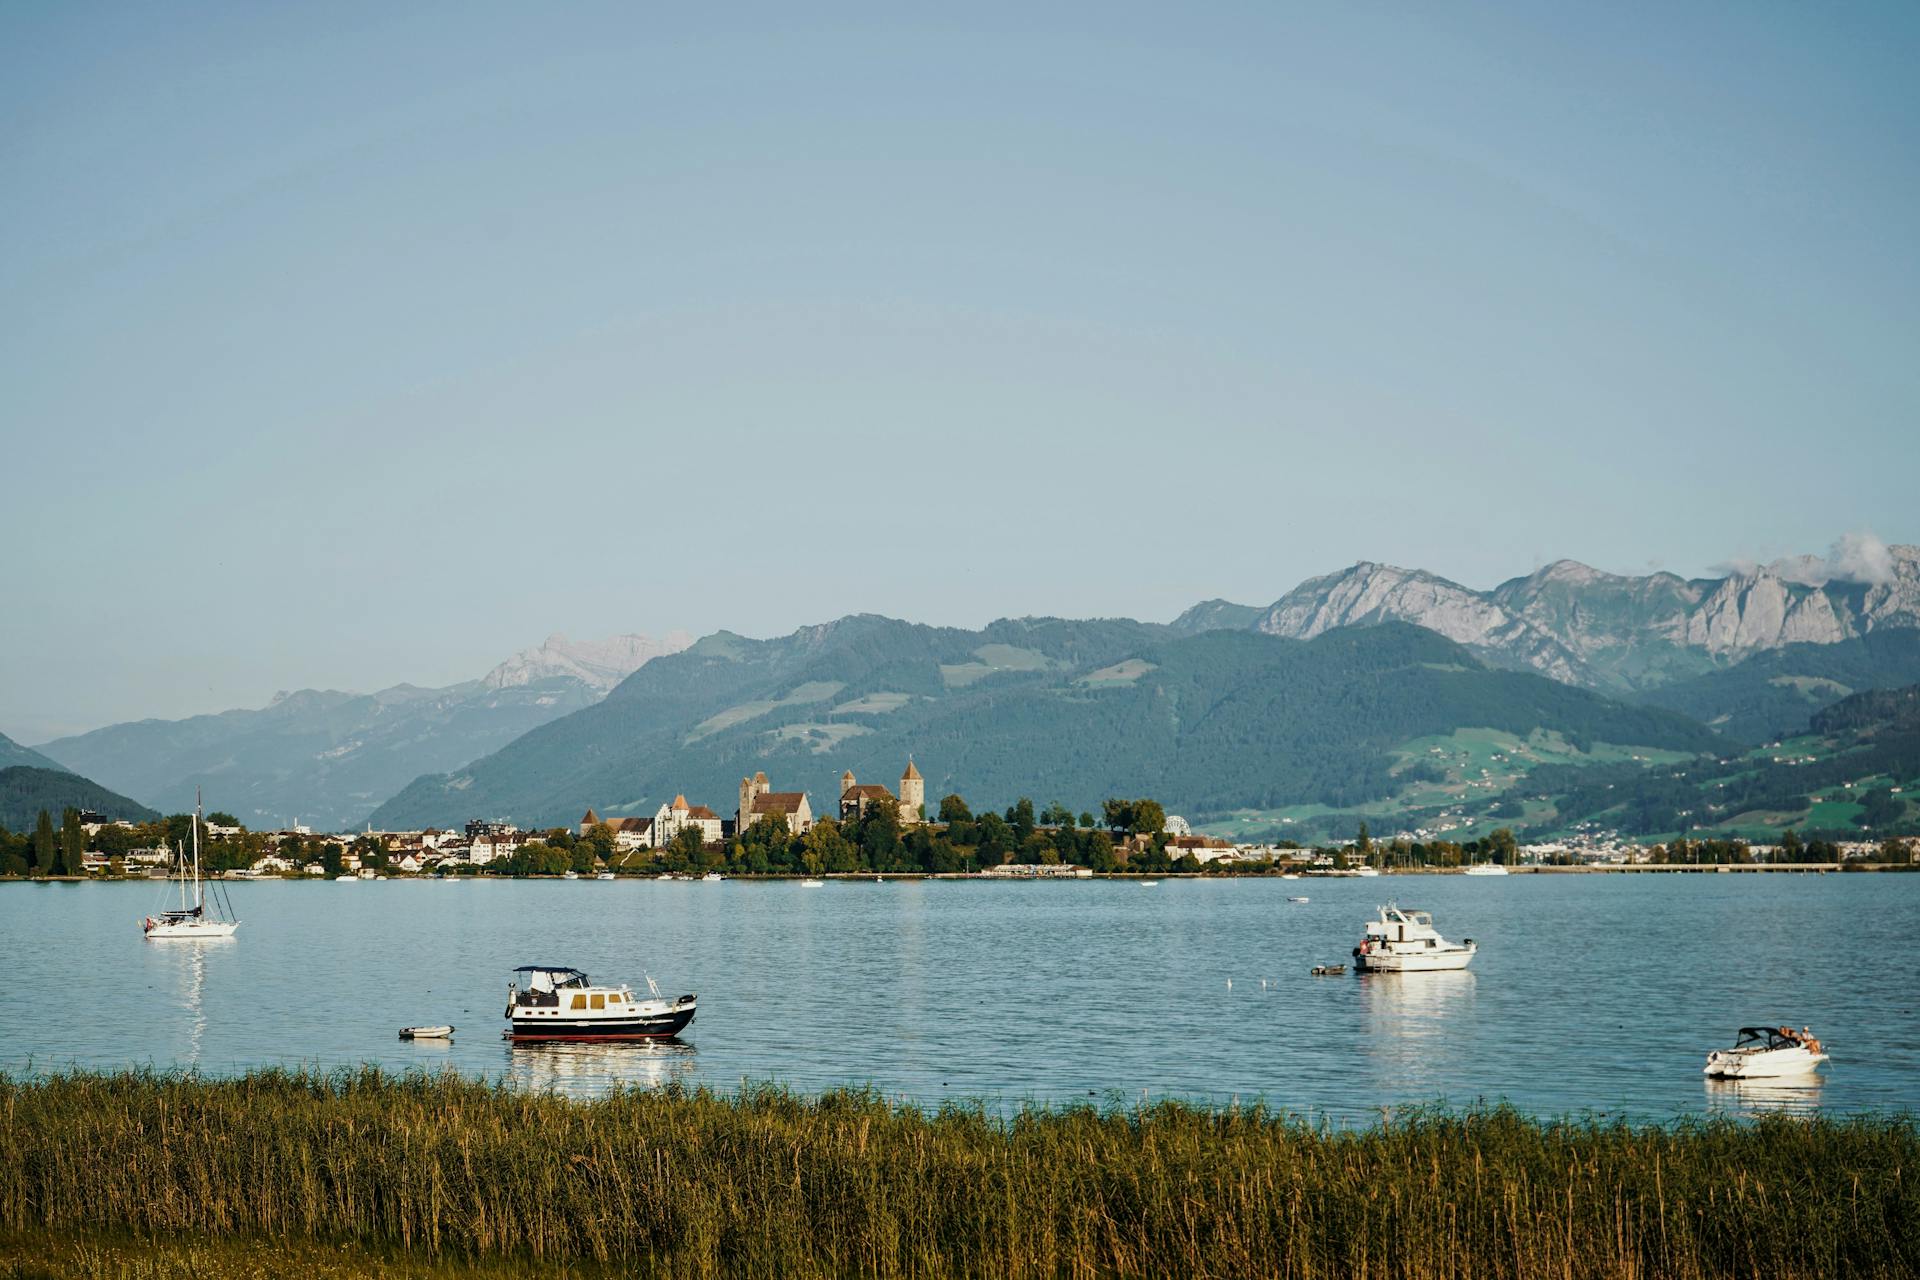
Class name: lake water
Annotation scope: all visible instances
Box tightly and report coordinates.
[3,874,1914,1121]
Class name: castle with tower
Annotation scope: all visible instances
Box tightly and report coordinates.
[838,759,925,824]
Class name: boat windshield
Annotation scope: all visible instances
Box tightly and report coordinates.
[1734,1027,1798,1050]
[514,966,590,992]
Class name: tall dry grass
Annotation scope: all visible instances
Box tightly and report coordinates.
[0,1068,1911,1278]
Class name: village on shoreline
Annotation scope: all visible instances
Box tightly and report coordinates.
[4,755,1916,881]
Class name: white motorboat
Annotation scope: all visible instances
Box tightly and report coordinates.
[1288,895,1310,903]
[335,874,357,882]
[399,1025,454,1040]
[1352,904,1476,972]
[801,878,825,888]
[141,794,240,940]
[1704,1026,1829,1078]
[504,965,696,1042]
[1139,880,1159,887]
[1463,863,1509,876]
[701,872,724,883]
[1354,866,1380,877]
[596,872,615,881]
[563,871,579,880]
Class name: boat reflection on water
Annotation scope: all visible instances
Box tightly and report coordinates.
[1355,969,1478,1095]
[1704,1072,1824,1118]
[156,934,234,1069]
[504,1038,698,1097]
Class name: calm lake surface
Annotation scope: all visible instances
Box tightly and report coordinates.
[3,875,1914,1121]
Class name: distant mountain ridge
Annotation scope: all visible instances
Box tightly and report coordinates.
[0,732,67,774]
[369,616,1716,831]
[1194,541,1920,695]
[37,631,690,830]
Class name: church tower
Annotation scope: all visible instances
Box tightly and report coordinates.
[899,758,924,823]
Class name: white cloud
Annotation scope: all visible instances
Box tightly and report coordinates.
[1714,532,1898,587]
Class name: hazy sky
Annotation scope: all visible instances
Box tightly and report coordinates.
[3,3,1917,740]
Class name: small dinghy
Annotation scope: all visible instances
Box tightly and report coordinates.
[1288,895,1310,903]
[399,1025,454,1040]
[1310,964,1346,976]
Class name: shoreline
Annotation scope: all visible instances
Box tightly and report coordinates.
[7,862,1918,885]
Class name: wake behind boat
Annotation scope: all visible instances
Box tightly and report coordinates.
[141,793,239,940]
[504,965,696,1041]
[1352,904,1475,972]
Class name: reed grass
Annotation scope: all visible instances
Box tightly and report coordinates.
[0,1068,1912,1279]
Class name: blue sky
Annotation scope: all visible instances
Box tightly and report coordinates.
[3,3,1916,738]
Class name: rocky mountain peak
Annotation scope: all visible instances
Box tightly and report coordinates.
[481,631,694,694]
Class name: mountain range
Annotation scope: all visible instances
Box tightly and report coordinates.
[34,632,690,831]
[369,618,1719,832]
[1184,542,1920,694]
[17,540,1920,838]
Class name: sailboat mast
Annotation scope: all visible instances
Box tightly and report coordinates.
[193,790,203,911]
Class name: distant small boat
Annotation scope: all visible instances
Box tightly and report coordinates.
[1310,964,1346,976]
[563,871,579,880]
[1288,895,1310,903]
[1281,873,1301,880]
[701,872,724,883]
[1463,863,1509,877]
[1354,867,1381,877]
[399,1025,454,1040]
[335,874,357,882]
[1140,880,1159,887]
[596,872,615,881]
[655,872,675,881]
[801,878,825,888]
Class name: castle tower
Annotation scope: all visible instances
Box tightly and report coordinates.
[739,774,762,833]
[840,770,856,802]
[899,758,924,822]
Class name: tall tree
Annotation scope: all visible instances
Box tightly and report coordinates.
[31,810,55,876]
[59,808,85,876]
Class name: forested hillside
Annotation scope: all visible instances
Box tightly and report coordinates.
[0,767,159,833]
[371,618,1717,830]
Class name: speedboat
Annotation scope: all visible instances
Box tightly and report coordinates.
[1354,866,1380,877]
[1288,895,1310,903]
[701,872,724,883]
[563,871,579,880]
[801,878,825,888]
[504,965,696,1041]
[1704,1026,1829,1078]
[1352,904,1476,972]
[1463,863,1509,876]
[596,872,615,881]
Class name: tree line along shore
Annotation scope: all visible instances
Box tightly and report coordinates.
[5,794,1915,882]
[0,1068,1912,1279]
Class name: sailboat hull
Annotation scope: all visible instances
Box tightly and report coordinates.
[143,919,239,939]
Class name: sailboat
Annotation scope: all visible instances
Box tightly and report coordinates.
[141,792,240,939]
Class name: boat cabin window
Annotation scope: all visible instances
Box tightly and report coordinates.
[590,993,605,1010]
[607,992,622,1004]
[569,994,587,1010]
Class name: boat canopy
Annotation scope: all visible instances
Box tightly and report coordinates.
[1734,1026,1800,1049]
[513,966,590,990]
